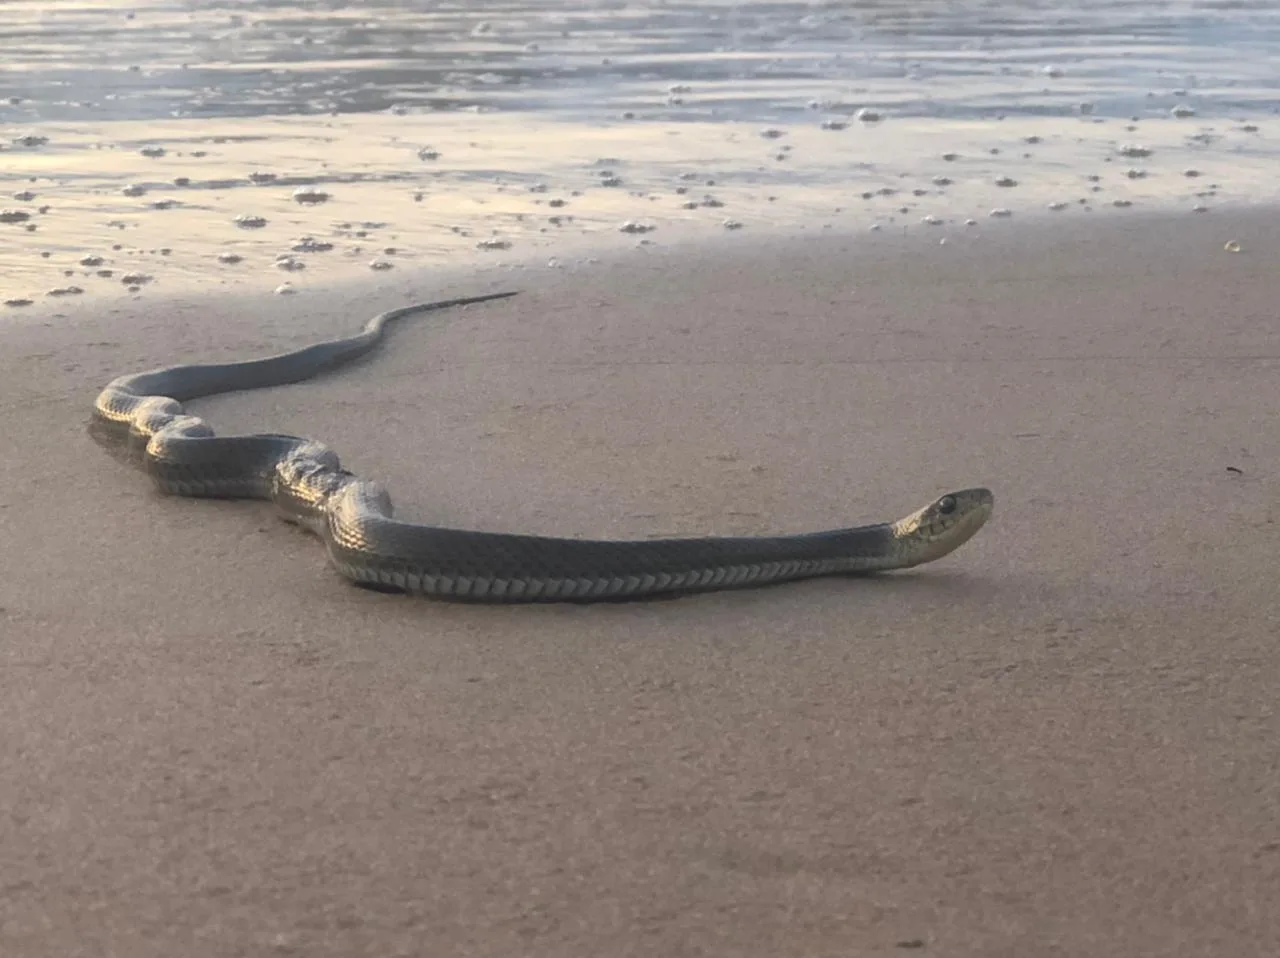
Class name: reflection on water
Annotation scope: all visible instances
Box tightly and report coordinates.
[3,0,1280,123]
[0,0,1277,303]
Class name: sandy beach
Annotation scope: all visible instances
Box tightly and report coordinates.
[2,210,1279,955]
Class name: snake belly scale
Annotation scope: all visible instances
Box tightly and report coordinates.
[91,291,994,603]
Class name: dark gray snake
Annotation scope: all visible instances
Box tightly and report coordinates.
[91,292,994,603]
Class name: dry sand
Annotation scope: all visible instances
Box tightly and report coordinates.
[2,211,1278,956]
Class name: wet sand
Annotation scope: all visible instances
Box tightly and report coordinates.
[2,211,1279,956]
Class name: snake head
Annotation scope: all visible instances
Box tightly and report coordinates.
[890,487,994,567]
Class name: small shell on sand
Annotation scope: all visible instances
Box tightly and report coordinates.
[1118,144,1152,158]
[12,190,36,201]
[4,298,35,307]
[275,256,306,271]
[79,254,105,266]
[47,285,84,296]
[722,219,744,230]
[369,259,394,270]
[274,283,297,295]
[120,272,152,286]
[248,172,278,185]
[0,209,32,223]
[856,108,883,122]
[1223,240,1242,252]
[121,184,147,197]
[994,176,1018,187]
[234,214,268,229]
[292,186,331,205]
[989,208,1013,218]
[1171,105,1196,118]
[139,146,167,158]
[417,148,441,161]
[476,238,512,250]
[619,221,656,234]
[217,252,243,264]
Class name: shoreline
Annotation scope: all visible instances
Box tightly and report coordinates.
[3,210,1278,956]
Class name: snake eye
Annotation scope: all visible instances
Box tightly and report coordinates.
[937,495,957,515]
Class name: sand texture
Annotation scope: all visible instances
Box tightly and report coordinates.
[2,212,1278,956]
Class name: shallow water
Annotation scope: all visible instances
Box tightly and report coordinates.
[2,0,1278,304]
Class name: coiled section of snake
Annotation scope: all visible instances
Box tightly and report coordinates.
[90,292,994,603]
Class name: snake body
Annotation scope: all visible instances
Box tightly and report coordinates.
[91,292,993,603]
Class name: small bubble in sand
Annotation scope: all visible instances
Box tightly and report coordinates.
[234,214,268,229]
[1171,105,1196,118]
[1048,201,1068,211]
[248,172,278,185]
[275,256,306,271]
[989,208,1013,218]
[964,218,977,226]
[218,253,243,264]
[599,174,623,187]
[1042,65,1064,77]
[856,108,883,122]
[722,219,744,230]
[369,259,394,271]
[994,176,1018,187]
[759,128,785,139]
[79,254,104,266]
[1224,241,1242,253]
[292,186,331,205]
[121,184,147,197]
[1024,135,1042,144]
[139,146,167,158]
[12,190,36,201]
[291,236,333,252]
[275,283,297,295]
[120,272,152,286]
[1183,168,1202,177]
[619,221,656,234]
[1192,204,1209,213]
[0,209,32,223]
[932,176,952,186]
[150,198,180,209]
[820,120,848,131]
[941,153,960,162]
[921,215,943,226]
[1118,144,1152,158]
[476,238,512,250]
[1112,199,1133,207]
[1125,168,1148,179]
[417,147,441,161]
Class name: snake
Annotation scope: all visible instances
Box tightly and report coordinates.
[90,291,994,603]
